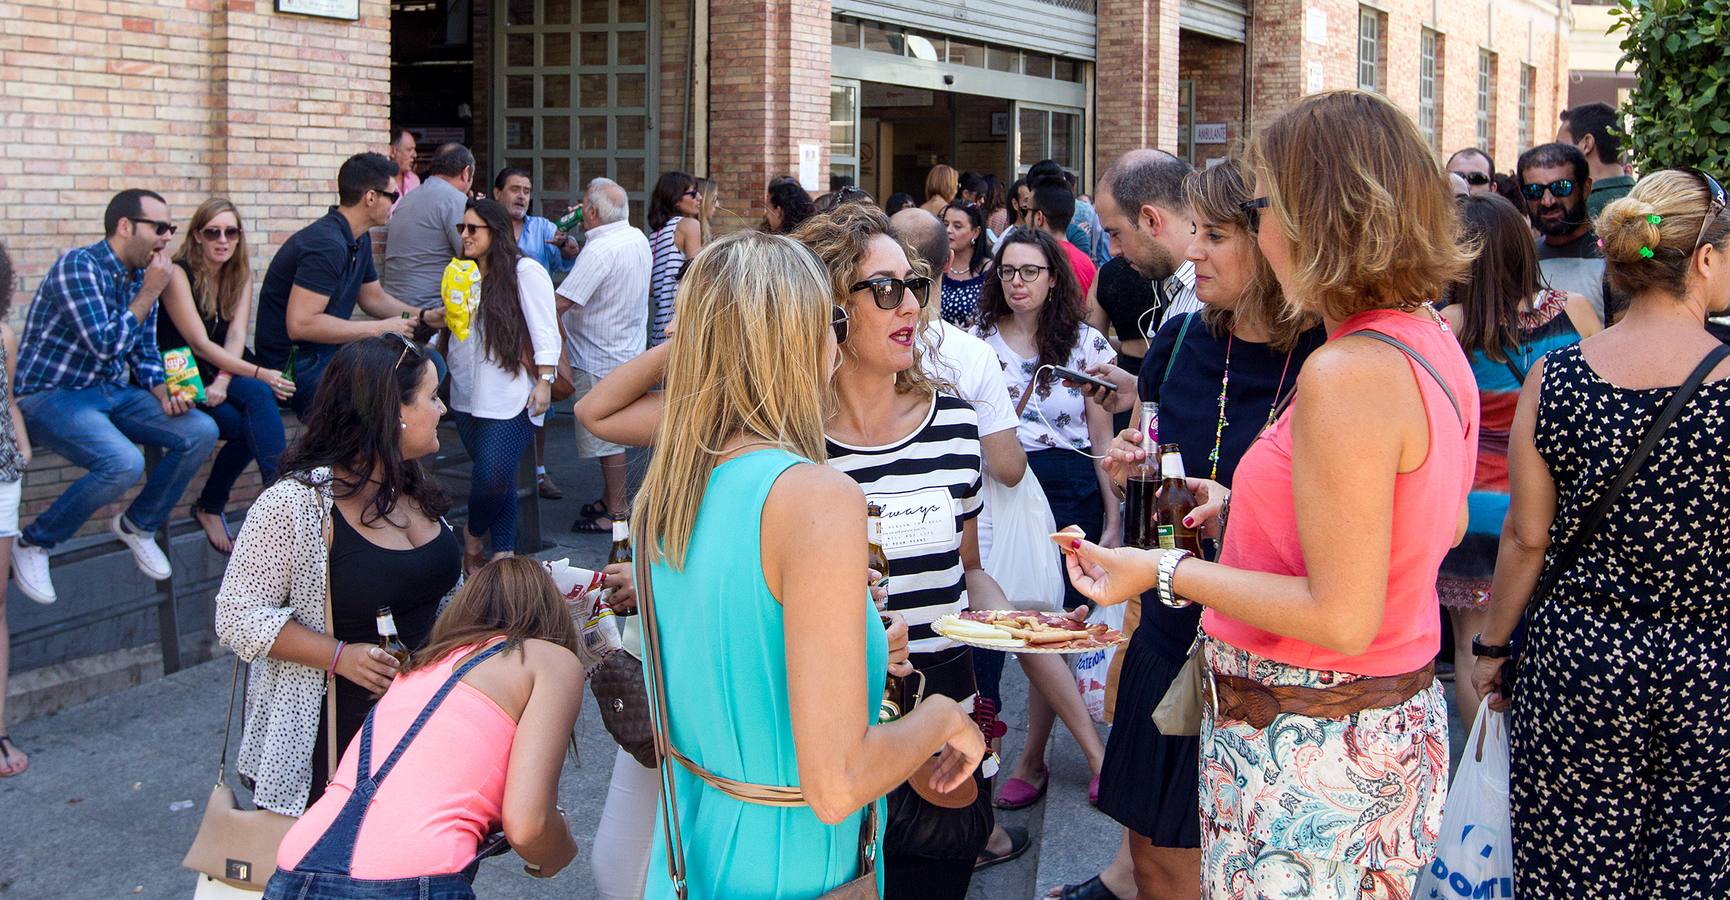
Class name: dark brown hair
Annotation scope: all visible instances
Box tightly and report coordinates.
[1183,158,1316,352]
[464,198,531,377]
[1447,193,1541,363]
[406,556,580,674]
[976,228,1084,391]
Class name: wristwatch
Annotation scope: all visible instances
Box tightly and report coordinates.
[539,372,558,383]
[1471,633,1514,659]
[1156,549,1194,609]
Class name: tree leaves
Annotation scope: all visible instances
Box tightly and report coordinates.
[1614,0,1730,172]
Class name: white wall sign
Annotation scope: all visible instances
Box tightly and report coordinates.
[276,0,359,20]
[798,142,822,192]
[1305,9,1328,45]
[1194,123,1229,145]
[1306,62,1325,95]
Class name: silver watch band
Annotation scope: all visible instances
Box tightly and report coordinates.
[1157,548,1195,609]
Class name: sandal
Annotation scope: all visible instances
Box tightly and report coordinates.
[0,734,28,777]
[994,765,1048,810]
[577,499,605,519]
[1048,875,1127,900]
[191,509,233,555]
[571,515,612,534]
[974,824,1030,871]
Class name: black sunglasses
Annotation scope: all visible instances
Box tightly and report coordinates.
[456,223,489,236]
[374,188,401,203]
[680,188,702,199]
[1456,171,1493,187]
[831,304,850,345]
[848,275,932,310]
[128,217,177,237]
[199,226,242,241]
[1679,167,1727,251]
[1239,197,1270,232]
[1520,179,1576,202]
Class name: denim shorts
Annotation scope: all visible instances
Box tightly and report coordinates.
[0,478,18,539]
[263,869,475,900]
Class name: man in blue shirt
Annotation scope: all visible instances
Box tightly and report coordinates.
[10,189,220,605]
[254,153,443,417]
[492,166,579,282]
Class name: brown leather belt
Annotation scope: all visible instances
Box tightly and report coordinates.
[1208,662,1434,729]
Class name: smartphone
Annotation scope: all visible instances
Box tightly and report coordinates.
[1051,365,1117,392]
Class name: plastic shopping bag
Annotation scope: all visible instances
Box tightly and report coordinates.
[441,258,481,340]
[1416,706,1514,900]
[1072,601,1126,723]
[981,468,1063,612]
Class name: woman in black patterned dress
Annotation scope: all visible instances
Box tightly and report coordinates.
[1474,169,1730,896]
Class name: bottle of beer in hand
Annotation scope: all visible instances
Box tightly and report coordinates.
[866,502,891,599]
[375,607,410,667]
[605,513,634,616]
[1122,401,1162,549]
[1155,443,1205,555]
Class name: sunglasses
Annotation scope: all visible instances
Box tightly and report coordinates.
[997,264,1049,283]
[1240,197,1270,232]
[457,223,489,236]
[1455,171,1493,187]
[383,332,425,371]
[1680,167,1727,251]
[831,304,850,345]
[1520,179,1576,202]
[200,226,242,241]
[374,188,401,203]
[848,275,933,310]
[680,188,702,199]
[128,217,177,237]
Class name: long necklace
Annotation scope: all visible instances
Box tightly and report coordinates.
[1210,338,1298,480]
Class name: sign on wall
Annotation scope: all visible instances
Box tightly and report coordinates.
[276,0,359,21]
[1194,123,1229,145]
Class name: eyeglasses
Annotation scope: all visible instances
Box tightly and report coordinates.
[831,304,850,345]
[1520,179,1576,202]
[382,332,424,371]
[1680,167,1728,251]
[128,217,177,237]
[1239,197,1270,233]
[373,188,401,203]
[848,275,933,310]
[997,264,1049,283]
[1456,171,1493,187]
[200,226,242,241]
[456,223,488,236]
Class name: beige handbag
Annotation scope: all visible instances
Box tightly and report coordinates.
[1151,628,1208,736]
[183,495,341,890]
[636,554,880,900]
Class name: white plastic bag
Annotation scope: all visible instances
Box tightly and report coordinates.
[981,468,1064,612]
[1072,601,1127,723]
[1416,706,1514,900]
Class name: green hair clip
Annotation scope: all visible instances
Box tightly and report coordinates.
[1640,246,1656,258]
[1648,214,1663,225]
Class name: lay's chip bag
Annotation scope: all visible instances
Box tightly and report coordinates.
[441,257,481,341]
[163,346,206,404]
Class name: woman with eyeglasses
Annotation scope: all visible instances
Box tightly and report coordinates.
[160,199,295,554]
[1472,169,1730,898]
[647,172,706,347]
[450,199,560,573]
[216,336,462,816]
[940,201,993,328]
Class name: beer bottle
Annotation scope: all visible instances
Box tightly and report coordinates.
[1156,443,1205,555]
[555,205,585,233]
[374,607,410,667]
[604,513,635,616]
[1122,402,1162,549]
[283,345,298,382]
[866,502,891,597]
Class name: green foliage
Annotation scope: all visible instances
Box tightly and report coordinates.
[1608,0,1730,173]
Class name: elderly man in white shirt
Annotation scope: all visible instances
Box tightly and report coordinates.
[556,177,652,533]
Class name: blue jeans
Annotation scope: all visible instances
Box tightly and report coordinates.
[17,383,219,548]
[196,375,286,513]
[452,411,533,553]
[287,344,338,420]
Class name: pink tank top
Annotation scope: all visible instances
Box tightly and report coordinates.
[277,639,518,879]
[1204,308,1479,676]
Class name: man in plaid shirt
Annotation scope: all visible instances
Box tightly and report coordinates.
[9,189,219,605]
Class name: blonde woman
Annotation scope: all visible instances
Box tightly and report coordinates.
[922,164,959,216]
[1058,91,1479,899]
[162,199,295,553]
[581,231,981,898]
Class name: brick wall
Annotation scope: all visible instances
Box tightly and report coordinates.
[1095,0,1181,165]
[0,0,390,539]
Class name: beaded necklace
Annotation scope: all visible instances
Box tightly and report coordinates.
[1207,335,1297,480]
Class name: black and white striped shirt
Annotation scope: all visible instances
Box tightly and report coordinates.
[826,393,984,655]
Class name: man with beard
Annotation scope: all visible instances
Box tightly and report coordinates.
[1518,142,1620,323]
[493,166,578,282]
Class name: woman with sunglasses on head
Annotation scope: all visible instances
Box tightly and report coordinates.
[160,199,295,554]
[216,336,462,816]
[765,175,817,235]
[1433,193,1599,730]
[451,199,560,573]
[1472,169,1730,898]
[647,172,705,348]
[940,201,993,328]
[1057,91,1478,899]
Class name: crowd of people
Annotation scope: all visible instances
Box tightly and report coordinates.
[0,88,1725,900]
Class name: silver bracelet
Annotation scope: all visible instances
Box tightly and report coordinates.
[1157,549,1194,609]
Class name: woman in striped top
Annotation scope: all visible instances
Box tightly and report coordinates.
[646,171,704,347]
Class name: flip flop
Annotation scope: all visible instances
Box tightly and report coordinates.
[191,510,233,555]
[974,824,1030,871]
[0,734,28,777]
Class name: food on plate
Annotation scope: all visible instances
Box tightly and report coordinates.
[932,609,1125,653]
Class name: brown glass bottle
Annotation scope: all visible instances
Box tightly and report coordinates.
[1155,444,1205,555]
[374,607,411,667]
[1122,401,1163,549]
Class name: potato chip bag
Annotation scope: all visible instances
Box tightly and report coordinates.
[441,257,481,341]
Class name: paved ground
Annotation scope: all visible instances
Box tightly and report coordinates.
[0,407,1460,898]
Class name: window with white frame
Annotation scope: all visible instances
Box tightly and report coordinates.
[1419,30,1440,151]
[1477,50,1496,154]
[1358,8,1381,92]
[1518,64,1535,153]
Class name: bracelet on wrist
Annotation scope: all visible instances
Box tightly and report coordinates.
[327,640,348,677]
[1156,549,1195,609]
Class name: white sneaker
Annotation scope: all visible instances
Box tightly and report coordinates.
[111,513,172,581]
[11,541,56,604]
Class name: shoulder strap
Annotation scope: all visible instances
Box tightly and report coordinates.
[1502,353,1529,387]
[1531,343,1730,603]
[322,492,339,784]
[1355,329,1464,430]
[215,656,243,786]
[1160,312,1197,388]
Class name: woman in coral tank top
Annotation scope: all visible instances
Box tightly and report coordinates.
[1053,91,1479,900]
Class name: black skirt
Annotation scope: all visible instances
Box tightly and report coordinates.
[1094,629,1201,847]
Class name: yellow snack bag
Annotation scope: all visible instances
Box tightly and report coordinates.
[163,346,205,404]
[441,258,481,341]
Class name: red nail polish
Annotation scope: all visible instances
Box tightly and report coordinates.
[1070,539,1082,550]
[1183,516,1194,527]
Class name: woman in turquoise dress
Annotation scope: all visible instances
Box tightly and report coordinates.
[583,231,985,898]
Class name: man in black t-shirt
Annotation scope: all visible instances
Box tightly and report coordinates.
[1518,142,1625,324]
[255,152,444,417]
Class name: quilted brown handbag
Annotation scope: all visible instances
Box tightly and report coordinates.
[588,645,658,769]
